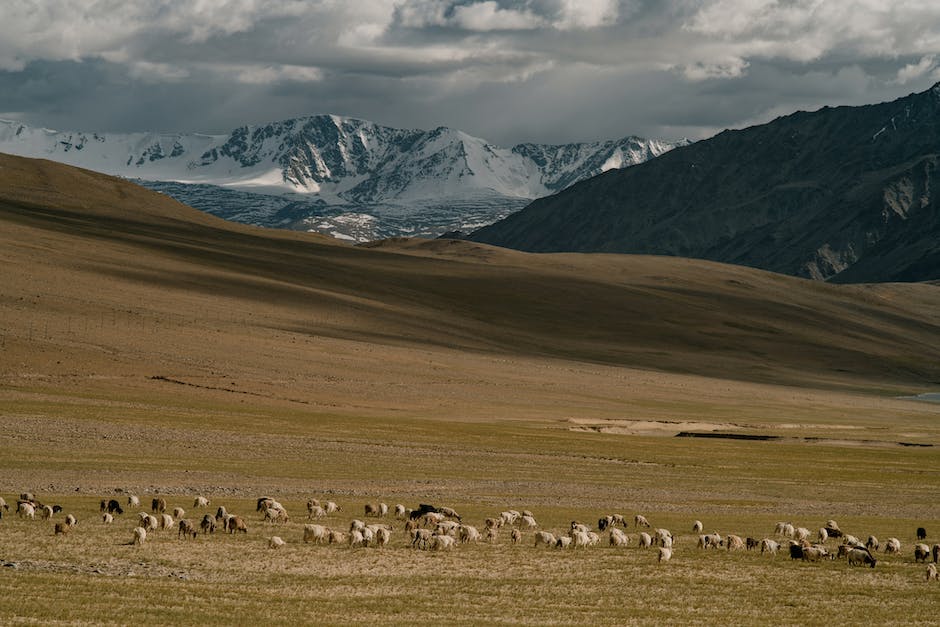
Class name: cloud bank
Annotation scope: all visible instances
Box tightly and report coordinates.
[2,1,940,144]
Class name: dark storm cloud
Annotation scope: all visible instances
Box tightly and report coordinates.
[3,1,940,144]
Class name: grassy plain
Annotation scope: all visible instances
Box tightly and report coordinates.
[1,154,939,623]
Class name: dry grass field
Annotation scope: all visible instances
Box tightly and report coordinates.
[1,154,940,624]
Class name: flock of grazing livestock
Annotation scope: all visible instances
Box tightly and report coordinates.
[2,492,938,581]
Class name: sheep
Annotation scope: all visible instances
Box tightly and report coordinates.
[375,527,392,547]
[555,536,572,549]
[215,506,228,521]
[746,537,760,551]
[178,519,197,539]
[102,513,114,525]
[726,534,745,551]
[570,522,591,535]
[435,520,460,537]
[699,533,721,549]
[458,524,481,543]
[520,515,538,529]
[20,492,34,502]
[104,499,123,515]
[160,513,175,530]
[915,543,932,563]
[782,523,795,538]
[127,495,140,507]
[378,503,389,518]
[655,528,673,548]
[264,506,289,524]
[423,512,445,527]
[143,515,158,532]
[269,536,286,549]
[17,502,35,519]
[692,520,704,533]
[598,516,613,531]
[761,539,780,555]
[404,519,418,533]
[0,497,7,511]
[485,527,499,543]
[349,519,366,533]
[927,564,939,582]
[885,538,902,554]
[611,514,626,528]
[825,520,843,538]
[328,530,347,544]
[511,529,522,544]
[847,547,877,568]
[308,505,327,519]
[484,517,502,530]
[658,547,672,563]
[54,522,69,536]
[609,528,629,547]
[917,527,927,541]
[817,528,829,544]
[200,514,216,534]
[638,532,653,548]
[534,531,556,548]
[228,516,248,534]
[303,524,329,544]
[634,514,651,528]
[789,543,804,560]
[431,534,456,551]
[865,535,879,551]
[587,532,600,546]
[411,528,433,549]
[324,501,340,514]
[348,529,366,548]
[173,507,185,520]
[65,514,77,528]
[133,527,147,545]
[256,497,276,512]
[439,506,461,521]
[364,503,381,517]
[40,505,53,520]
[394,504,406,519]
[774,521,788,535]
[794,527,811,542]
[843,534,861,547]
[193,496,210,508]
[802,546,829,562]
[361,527,375,546]
[499,511,519,526]
[151,498,166,514]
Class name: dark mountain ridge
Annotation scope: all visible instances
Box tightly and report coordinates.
[470,84,940,283]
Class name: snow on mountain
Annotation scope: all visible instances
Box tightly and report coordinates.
[0,115,686,241]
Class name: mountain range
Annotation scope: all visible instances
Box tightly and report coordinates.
[470,83,940,283]
[0,116,683,241]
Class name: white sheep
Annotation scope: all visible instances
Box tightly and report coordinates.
[761,539,780,555]
[423,512,445,526]
[375,527,392,547]
[844,534,861,547]
[349,519,365,533]
[914,543,931,562]
[411,528,433,549]
[458,524,481,543]
[173,507,186,520]
[609,528,629,547]
[349,529,366,547]
[499,511,519,526]
[394,504,406,519]
[655,528,673,547]
[794,527,810,542]
[127,495,140,507]
[692,520,704,533]
[160,513,175,530]
[817,528,829,544]
[782,523,795,538]
[40,505,53,520]
[432,534,455,551]
[324,501,340,514]
[308,505,327,519]
[144,514,159,532]
[328,529,346,544]
[520,515,538,529]
[726,534,745,551]
[884,537,901,554]
[17,502,35,519]
[534,531,556,548]
[555,536,572,549]
[133,526,147,545]
[102,513,114,525]
[439,506,460,520]
[193,496,209,508]
[511,529,522,544]
[436,520,460,537]
[0,497,7,511]
[587,532,600,546]
[658,547,673,563]
[638,532,653,548]
[379,503,389,517]
[65,514,77,528]
[269,536,286,549]
[927,564,939,582]
[485,527,499,543]
[635,514,650,528]
[361,527,375,546]
[303,524,329,544]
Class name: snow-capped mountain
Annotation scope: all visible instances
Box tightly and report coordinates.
[0,115,685,240]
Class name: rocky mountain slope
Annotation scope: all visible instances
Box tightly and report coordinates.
[0,116,683,241]
[471,84,940,283]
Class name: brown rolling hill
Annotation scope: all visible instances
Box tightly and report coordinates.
[2,151,940,413]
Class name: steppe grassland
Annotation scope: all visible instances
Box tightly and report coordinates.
[0,384,939,624]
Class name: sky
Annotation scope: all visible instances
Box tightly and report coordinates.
[4,1,940,145]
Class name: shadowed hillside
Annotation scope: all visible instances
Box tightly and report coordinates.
[2,152,940,396]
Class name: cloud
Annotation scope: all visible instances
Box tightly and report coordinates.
[3,1,940,145]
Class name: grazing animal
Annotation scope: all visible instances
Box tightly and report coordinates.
[760,539,780,555]
[173,507,185,520]
[303,524,329,544]
[411,528,432,549]
[269,536,285,549]
[324,501,340,514]
[133,527,147,545]
[0,497,7,511]
[725,535,744,551]
[866,536,879,551]
[917,527,927,541]
[802,546,828,562]
[485,527,499,543]
[458,525,481,543]
[638,532,653,548]
[693,520,704,533]
[201,514,216,534]
[178,519,197,539]
[394,504,406,519]
[789,543,804,560]
[658,547,672,563]
[634,514,650,528]
[40,505,53,520]
[215,506,228,521]
[228,515,247,534]
[885,538,901,554]
[927,564,939,582]
[534,531,556,548]
[193,496,209,508]
[328,530,347,544]
[375,527,392,547]
[609,528,629,547]
[511,529,522,544]
[159,513,175,530]
[431,535,456,551]
[54,522,69,536]
[17,502,35,519]
[598,516,611,532]
[699,533,721,549]
[127,495,140,507]
[65,514,77,528]
[151,498,166,514]
[847,547,877,568]
[520,515,538,529]
[105,500,123,515]
[914,543,931,563]
[102,513,114,525]
[555,536,572,549]
[308,504,327,519]
[817,528,829,544]
[439,506,461,521]
[746,537,760,551]
[794,527,811,542]
[143,515,158,531]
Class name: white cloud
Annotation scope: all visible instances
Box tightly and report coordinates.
[452,2,545,31]
[896,55,937,84]
[553,0,619,30]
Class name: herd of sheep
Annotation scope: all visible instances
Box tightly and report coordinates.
[2,493,938,582]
